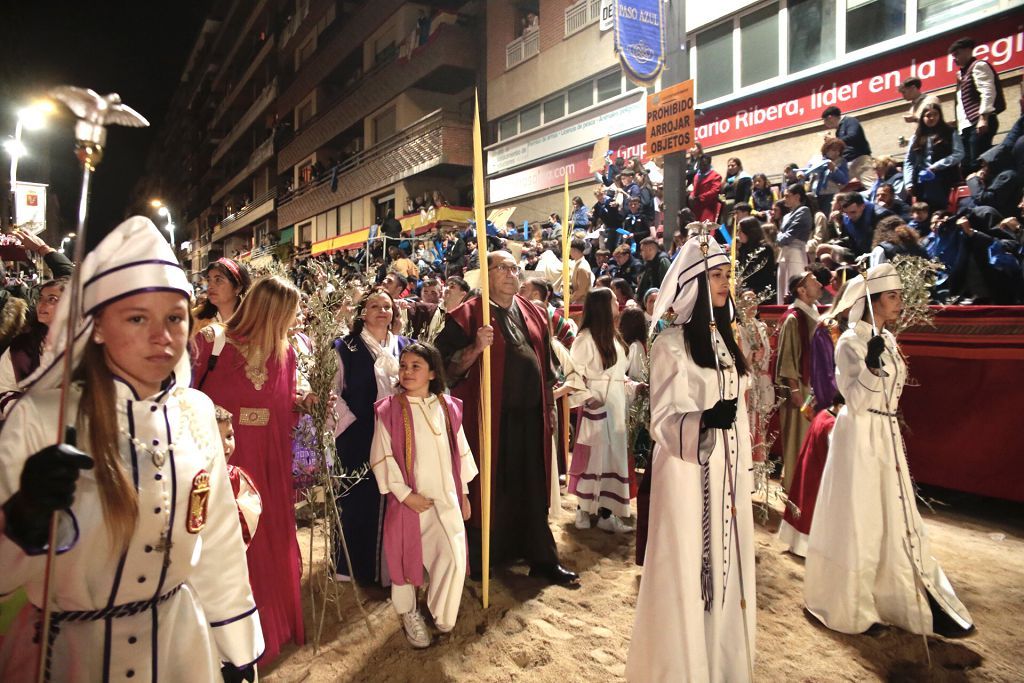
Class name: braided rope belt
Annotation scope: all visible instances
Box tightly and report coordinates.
[37,584,183,681]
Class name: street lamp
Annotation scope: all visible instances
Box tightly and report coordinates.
[150,199,175,248]
[5,100,54,230]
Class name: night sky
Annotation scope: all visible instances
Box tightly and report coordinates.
[1,1,210,248]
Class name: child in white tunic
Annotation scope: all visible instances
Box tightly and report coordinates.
[567,287,634,533]
[369,342,477,648]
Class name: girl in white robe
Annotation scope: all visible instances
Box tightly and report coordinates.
[0,218,262,683]
[369,342,477,648]
[804,264,973,637]
[567,288,633,533]
[627,236,756,683]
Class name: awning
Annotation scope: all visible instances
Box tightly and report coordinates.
[311,205,473,256]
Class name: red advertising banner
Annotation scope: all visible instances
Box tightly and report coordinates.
[696,22,1024,148]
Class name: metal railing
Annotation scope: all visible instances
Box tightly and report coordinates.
[280,2,310,48]
[278,108,468,208]
[212,186,278,240]
[212,136,275,204]
[506,27,540,70]
[564,0,602,38]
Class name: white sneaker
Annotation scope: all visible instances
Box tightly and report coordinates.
[574,509,592,529]
[401,610,432,648]
[597,514,633,534]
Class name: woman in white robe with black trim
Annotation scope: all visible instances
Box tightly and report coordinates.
[0,217,263,682]
[804,264,973,637]
[627,235,756,683]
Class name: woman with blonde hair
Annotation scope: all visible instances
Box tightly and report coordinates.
[0,217,262,681]
[192,274,307,665]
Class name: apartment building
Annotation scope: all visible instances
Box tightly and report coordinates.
[134,0,282,274]
[135,0,482,273]
[483,0,649,223]
[274,0,480,258]
[684,0,1023,175]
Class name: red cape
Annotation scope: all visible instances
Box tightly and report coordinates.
[446,294,554,528]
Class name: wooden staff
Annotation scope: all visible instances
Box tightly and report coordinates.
[561,174,572,473]
[471,90,493,608]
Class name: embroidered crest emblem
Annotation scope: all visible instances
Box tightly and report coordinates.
[187,470,211,533]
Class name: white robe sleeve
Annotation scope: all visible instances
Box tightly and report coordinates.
[834,332,885,411]
[456,425,477,494]
[0,350,19,394]
[649,330,711,464]
[368,416,411,502]
[187,397,264,666]
[0,396,78,594]
[568,333,610,408]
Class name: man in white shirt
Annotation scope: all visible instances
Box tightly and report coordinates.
[897,77,941,124]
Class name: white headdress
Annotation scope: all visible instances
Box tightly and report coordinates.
[21,216,193,394]
[648,224,730,332]
[833,263,902,326]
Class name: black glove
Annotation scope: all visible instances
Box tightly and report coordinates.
[865,335,886,370]
[702,398,738,430]
[221,663,256,683]
[2,443,93,549]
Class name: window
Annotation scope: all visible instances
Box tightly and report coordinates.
[543,96,565,123]
[520,104,542,132]
[788,0,836,74]
[740,4,778,87]
[597,73,622,101]
[917,0,999,30]
[499,116,518,140]
[374,35,398,67]
[295,93,316,129]
[295,35,316,72]
[846,0,905,53]
[568,82,593,114]
[373,107,396,143]
[696,22,733,101]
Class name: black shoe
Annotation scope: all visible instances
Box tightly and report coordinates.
[529,563,580,586]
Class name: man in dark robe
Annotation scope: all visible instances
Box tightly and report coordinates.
[434,251,579,585]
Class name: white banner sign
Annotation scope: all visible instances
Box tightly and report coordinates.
[600,0,615,31]
[15,182,47,234]
[486,90,646,175]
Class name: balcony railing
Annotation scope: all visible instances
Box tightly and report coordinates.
[277,23,474,174]
[564,0,601,38]
[280,1,310,48]
[212,136,275,204]
[277,109,471,228]
[506,27,540,70]
[211,78,278,167]
[211,186,278,243]
[211,38,276,129]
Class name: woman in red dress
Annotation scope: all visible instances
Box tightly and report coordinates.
[192,275,306,665]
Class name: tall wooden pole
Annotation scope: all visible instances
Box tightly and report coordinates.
[471,90,493,609]
[561,175,572,473]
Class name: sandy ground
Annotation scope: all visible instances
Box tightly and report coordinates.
[263,486,1024,683]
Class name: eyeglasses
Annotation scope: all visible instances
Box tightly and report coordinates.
[489,263,520,275]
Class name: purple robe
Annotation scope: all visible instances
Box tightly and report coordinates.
[376,393,466,587]
[810,323,839,412]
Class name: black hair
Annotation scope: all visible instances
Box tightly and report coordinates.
[785,184,809,206]
[836,191,865,208]
[400,341,447,395]
[821,105,842,119]
[523,277,552,302]
[197,259,251,320]
[446,276,470,293]
[738,216,765,245]
[948,37,976,53]
[611,277,634,300]
[682,273,748,376]
[618,307,647,347]
[580,287,624,370]
[570,238,586,253]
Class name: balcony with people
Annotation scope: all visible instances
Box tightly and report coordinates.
[276,107,472,228]
[276,10,476,175]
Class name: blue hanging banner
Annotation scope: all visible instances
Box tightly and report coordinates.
[614,0,665,86]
